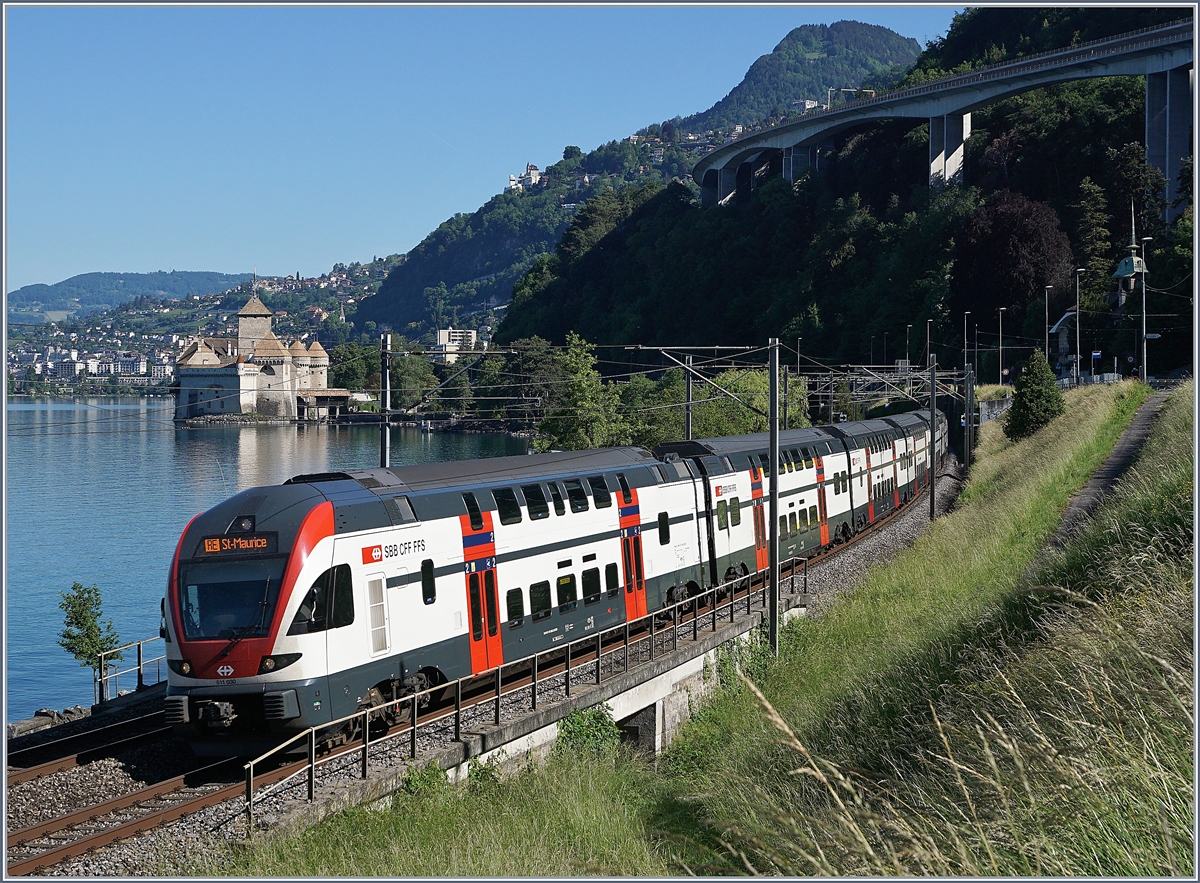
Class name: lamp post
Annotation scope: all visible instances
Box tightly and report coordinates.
[883,331,888,366]
[974,323,979,379]
[963,311,970,371]
[1074,268,1084,385]
[926,318,932,368]
[1044,285,1053,362]
[998,307,1006,385]
[870,335,875,364]
[906,324,912,366]
[1141,237,1152,380]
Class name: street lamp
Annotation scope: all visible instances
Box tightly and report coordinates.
[1074,268,1084,385]
[974,322,979,379]
[998,307,1006,384]
[1044,284,1053,362]
[963,311,970,372]
[906,324,912,366]
[1141,237,1152,380]
[926,318,932,368]
[883,331,888,366]
[870,335,875,364]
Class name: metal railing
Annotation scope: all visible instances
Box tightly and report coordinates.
[96,637,167,704]
[241,555,814,832]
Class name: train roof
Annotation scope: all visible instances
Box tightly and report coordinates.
[288,445,659,494]
[654,425,838,459]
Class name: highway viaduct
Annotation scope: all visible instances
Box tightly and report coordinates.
[693,19,1193,213]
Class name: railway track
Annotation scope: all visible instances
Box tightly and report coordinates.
[6,712,172,788]
[5,475,948,875]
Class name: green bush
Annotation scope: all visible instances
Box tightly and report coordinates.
[1003,349,1066,439]
[554,705,621,757]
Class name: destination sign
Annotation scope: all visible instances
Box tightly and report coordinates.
[200,533,278,556]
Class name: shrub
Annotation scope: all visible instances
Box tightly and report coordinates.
[554,704,621,757]
[1003,349,1065,439]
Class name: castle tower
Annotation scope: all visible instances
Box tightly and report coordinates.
[289,340,311,390]
[251,331,296,418]
[306,340,329,389]
[237,294,274,356]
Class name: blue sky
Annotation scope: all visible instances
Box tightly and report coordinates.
[4,4,962,293]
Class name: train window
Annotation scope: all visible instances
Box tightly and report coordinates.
[547,482,566,516]
[606,563,619,598]
[809,505,818,525]
[557,574,578,613]
[289,577,325,635]
[804,449,815,470]
[468,573,483,642]
[330,564,354,629]
[758,453,771,478]
[616,473,633,504]
[582,568,601,605]
[421,559,436,605]
[800,509,809,531]
[730,497,742,527]
[462,493,484,531]
[506,588,524,628]
[563,479,589,513]
[623,542,633,593]
[658,511,670,545]
[789,512,798,536]
[588,475,612,508]
[716,499,728,530]
[632,540,644,587]
[484,570,499,638]
[779,515,788,537]
[530,581,552,621]
[492,488,522,525]
[521,484,550,520]
[652,465,668,483]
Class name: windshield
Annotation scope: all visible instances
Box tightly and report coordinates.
[178,557,288,641]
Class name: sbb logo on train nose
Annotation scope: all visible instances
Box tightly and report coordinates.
[362,545,383,564]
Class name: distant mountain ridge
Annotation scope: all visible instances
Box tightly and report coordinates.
[678,21,922,132]
[8,270,252,316]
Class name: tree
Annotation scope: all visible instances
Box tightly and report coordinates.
[58,582,122,678]
[1002,350,1065,440]
[534,333,629,452]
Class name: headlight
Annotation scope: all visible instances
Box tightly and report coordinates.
[168,659,193,676]
[258,653,302,674]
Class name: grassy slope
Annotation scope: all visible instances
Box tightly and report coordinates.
[190,380,1190,877]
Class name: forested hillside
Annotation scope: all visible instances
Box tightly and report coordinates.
[678,21,920,132]
[7,270,251,318]
[498,6,1193,380]
[357,20,922,339]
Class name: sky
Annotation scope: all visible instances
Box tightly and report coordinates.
[4,3,963,294]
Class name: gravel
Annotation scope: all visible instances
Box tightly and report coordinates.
[9,462,966,876]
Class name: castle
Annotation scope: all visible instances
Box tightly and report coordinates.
[174,294,345,421]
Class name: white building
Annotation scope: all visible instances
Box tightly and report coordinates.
[431,327,478,364]
[174,293,339,420]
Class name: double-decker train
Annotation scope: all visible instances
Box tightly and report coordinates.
[163,409,948,756]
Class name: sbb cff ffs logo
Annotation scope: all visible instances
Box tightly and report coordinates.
[362,545,383,564]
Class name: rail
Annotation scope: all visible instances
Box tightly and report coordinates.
[95,637,166,704]
[241,555,813,832]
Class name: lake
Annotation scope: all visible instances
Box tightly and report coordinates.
[4,397,528,721]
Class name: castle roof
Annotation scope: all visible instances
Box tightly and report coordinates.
[306,340,328,357]
[252,331,290,358]
[238,294,273,317]
[289,340,308,355]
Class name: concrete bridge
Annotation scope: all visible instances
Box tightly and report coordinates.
[694,19,1193,210]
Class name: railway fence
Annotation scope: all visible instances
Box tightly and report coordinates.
[96,637,167,704]
[240,554,812,833]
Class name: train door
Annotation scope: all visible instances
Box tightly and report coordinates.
[617,485,648,619]
[814,456,830,545]
[749,466,768,570]
[865,444,875,523]
[460,507,503,673]
[620,532,647,620]
[891,439,901,507]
